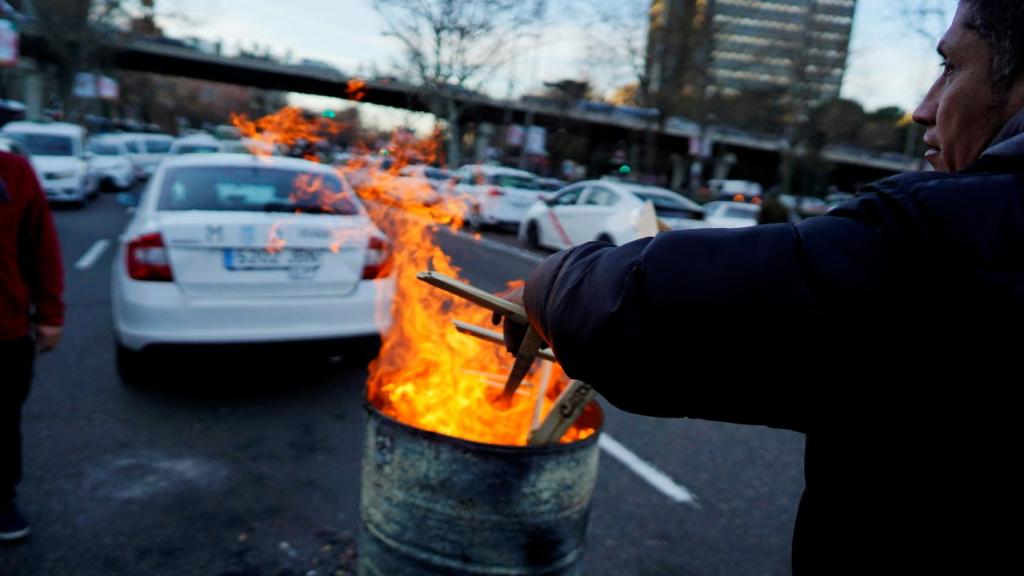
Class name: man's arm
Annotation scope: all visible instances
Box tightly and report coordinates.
[522,189,932,431]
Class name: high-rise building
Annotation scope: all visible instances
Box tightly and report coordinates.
[646,0,857,111]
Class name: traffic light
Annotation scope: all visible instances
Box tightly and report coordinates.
[322,110,337,119]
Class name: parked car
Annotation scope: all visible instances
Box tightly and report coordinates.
[168,133,223,156]
[106,132,174,179]
[702,201,761,228]
[1,121,97,206]
[89,136,136,191]
[398,165,453,193]
[518,180,706,250]
[111,154,395,383]
[452,164,545,228]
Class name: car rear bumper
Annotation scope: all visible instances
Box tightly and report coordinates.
[113,275,395,350]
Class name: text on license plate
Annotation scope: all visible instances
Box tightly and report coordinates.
[224,248,321,271]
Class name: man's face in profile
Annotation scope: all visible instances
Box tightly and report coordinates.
[912,4,1024,172]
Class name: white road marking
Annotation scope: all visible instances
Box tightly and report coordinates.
[74,239,111,270]
[600,433,700,506]
[445,229,545,264]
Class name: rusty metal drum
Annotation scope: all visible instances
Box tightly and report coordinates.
[359,401,604,575]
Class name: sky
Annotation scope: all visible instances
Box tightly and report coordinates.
[160,0,957,128]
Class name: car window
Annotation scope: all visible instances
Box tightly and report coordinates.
[551,185,584,206]
[4,132,75,156]
[157,166,359,215]
[125,140,144,154]
[145,139,172,153]
[488,174,538,190]
[584,186,619,207]
[90,140,122,155]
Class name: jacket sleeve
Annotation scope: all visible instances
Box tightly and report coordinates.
[523,189,931,431]
[19,158,65,328]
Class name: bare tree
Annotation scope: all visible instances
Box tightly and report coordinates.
[372,0,547,167]
[898,0,955,44]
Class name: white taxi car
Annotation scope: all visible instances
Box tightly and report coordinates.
[519,180,706,249]
[111,154,395,381]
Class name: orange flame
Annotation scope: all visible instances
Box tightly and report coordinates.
[231,107,594,446]
[231,107,345,160]
[346,78,368,101]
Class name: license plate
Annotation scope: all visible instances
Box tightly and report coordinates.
[224,248,321,271]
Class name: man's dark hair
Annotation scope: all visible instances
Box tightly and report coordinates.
[960,0,1024,89]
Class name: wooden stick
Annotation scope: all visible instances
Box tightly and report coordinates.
[452,320,557,362]
[527,380,598,446]
[417,271,527,323]
[531,360,553,432]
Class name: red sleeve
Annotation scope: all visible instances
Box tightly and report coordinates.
[19,158,65,327]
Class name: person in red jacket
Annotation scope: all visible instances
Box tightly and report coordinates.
[0,150,64,541]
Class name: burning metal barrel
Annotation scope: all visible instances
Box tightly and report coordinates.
[359,401,604,575]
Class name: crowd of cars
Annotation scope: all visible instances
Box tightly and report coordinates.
[0,118,854,381]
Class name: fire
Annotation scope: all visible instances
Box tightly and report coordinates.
[232,107,595,446]
[346,78,368,101]
[231,107,345,160]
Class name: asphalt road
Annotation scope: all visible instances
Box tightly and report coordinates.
[1,192,805,575]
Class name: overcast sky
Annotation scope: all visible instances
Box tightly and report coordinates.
[161,0,957,127]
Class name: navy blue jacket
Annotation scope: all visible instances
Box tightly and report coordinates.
[524,111,1024,574]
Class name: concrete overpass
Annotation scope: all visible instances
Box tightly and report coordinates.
[19,32,919,181]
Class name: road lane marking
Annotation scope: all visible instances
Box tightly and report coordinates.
[446,229,545,264]
[74,239,111,270]
[600,433,700,506]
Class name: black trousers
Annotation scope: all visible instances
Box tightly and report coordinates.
[1,336,34,506]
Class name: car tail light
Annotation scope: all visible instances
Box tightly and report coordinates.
[487,188,505,197]
[127,233,173,282]
[362,236,393,279]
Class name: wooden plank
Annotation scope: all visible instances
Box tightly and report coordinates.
[417,271,527,323]
[452,320,557,362]
[527,380,598,446]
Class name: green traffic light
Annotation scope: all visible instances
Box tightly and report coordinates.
[618,164,632,175]
[322,110,336,118]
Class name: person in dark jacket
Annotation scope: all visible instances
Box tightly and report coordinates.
[0,151,64,541]
[499,2,1024,573]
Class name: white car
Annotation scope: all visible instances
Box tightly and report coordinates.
[702,201,761,228]
[88,136,136,191]
[111,154,395,382]
[1,121,97,205]
[168,133,223,156]
[452,164,546,228]
[519,180,707,250]
[109,133,174,180]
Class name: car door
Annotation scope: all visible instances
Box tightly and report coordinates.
[543,184,586,249]
[569,184,621,244]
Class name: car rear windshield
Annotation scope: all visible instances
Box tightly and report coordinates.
[487,174,538,190]
[145,139,172,153]
[158,166,359,215]
[5,132,74,156]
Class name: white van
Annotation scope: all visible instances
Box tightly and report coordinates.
[1,122,97,205]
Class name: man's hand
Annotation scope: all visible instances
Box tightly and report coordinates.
[491,286,527,354]
[34,325,63,352]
